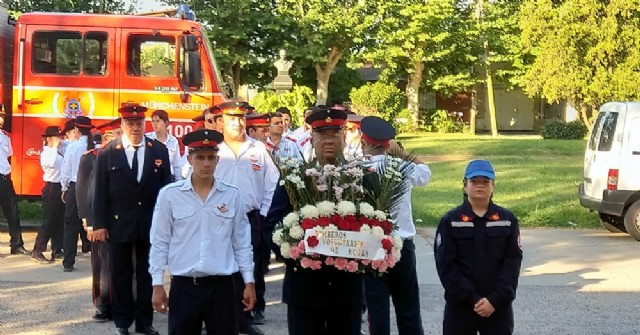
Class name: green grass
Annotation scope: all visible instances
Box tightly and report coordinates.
[0,200,43,222]
[403,133,599,228]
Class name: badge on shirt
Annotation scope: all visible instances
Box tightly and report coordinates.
[217,203,228,213]
[489,213,500,221]
[461,214,472,222]
[154,159,162,167]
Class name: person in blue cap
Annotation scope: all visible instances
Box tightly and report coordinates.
[434,159,523,335]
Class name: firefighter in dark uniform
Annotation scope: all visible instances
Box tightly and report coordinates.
[434,159,523,335]
[92,104,172,335]
[282,107,364,335]
[77,120,120,322]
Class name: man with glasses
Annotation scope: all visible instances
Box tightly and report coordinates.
[92,104,172,335]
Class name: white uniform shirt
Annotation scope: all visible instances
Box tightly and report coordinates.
[121,135,146,182]
[149,178,255,285]
[40,146,63,183]
[344,140,363,160]
[61,135,90,191]
[215,135,280,217]
[145,131,182,180]
[297,130,313,162]
[367,155,432,239]
[266,136,303,164]
[0,130,12,175]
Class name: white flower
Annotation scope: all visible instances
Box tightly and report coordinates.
[317,183,328,192]
[289,225,304,239]
[360,224,372,233]
[359,203,375,217]
[393,234,403,249]
[392,248,402,261]
[273,230,284,245]
[317,201,335,216]
[326,224,338,231]
[323,164,336,173]
[305,168,322,177]
[279,179,285,186]
[280,242,291,259]
[372,226,385,236]
[374,210,387,221]
[300,205,320,219]
[283,212,299,227]
[333,186,344,201]
[336,201,357,216]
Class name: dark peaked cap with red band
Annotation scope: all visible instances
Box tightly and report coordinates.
[118,103,147,119]
[360,116,396,146]
[182,129,224,152]
[305,107,348,131]
[96,118,122,132]
[246,113,271,127]
[74,116,95,129]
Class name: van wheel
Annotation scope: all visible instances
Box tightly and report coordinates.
[598,213,626,233]
[623,202,640,241]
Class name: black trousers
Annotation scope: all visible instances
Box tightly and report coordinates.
[237,210,267,327]
[443,301,514,335]
[364,239,423,335]
[62,183,82,267]
[0,174,24,249]
[287,304,362,335]
[169,275,239,335]
[110,241,153,329]
[33,182,64,255]
[92,239,111,314]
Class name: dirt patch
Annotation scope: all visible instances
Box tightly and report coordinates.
[418,154,473,163]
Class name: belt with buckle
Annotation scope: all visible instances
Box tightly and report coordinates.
[171,275,232,286]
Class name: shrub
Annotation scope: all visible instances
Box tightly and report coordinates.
[428,109,464,133]
[395,108,417,133]
[541,119,588,140]
[349,82,405,124]
[250,86,315,129]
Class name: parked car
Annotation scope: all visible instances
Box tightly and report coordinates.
[579,102,640,240]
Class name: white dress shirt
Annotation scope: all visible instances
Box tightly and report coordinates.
[215,135,280,217]
[0,130,12,175]
[367,155,432,239]
[344,140,363,160]
[121,135,146,182]
[296,130,314,162]
[145,131,182,180]
[61,135,89,191]
[149,177,255,285]
[40,146,63,183]
[266,136,303,164]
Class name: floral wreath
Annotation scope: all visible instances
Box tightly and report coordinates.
[273,155,413,275]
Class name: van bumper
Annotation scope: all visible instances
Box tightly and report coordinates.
[578,183,633,216]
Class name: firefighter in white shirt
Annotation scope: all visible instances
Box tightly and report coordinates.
[215,101,279,335]
[245,113,270,143]
[360,116,432,335]
[150,129,256,334]
[265,112,302,164]
[293,107,314,162]
[145,109,182,181]
[344,114,364,160]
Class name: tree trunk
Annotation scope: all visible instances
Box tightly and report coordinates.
[575,101,594,129]
[485,42,498,137]
[314,47,343,105]
[469,87,477,135]
[406,60,424,128]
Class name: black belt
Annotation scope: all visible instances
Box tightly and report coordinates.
[171,275,232,286]
[403,237,413,241]
[0,173,9,180]
[45,181,61,184]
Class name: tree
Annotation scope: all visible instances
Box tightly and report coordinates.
[364,0,478,126]
[2,0,130,13]
[520,0,640,127]
[276,0,378,105]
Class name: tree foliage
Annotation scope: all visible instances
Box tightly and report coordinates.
[349,82,406,124]
[249,86,315,128]
[2,0,131,13]
[276,0,378,105]
[520,0,640,126]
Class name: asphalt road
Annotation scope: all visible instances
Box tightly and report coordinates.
[1,228,640,335]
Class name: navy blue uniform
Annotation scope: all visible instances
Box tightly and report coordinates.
[92,136,171,330]
[434,201,522,335]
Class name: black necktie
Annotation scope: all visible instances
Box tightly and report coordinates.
[131,145,140,181]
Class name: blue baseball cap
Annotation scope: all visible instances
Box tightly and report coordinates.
[464,159,495,180]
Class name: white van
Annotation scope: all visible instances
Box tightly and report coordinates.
[579,102,640,240]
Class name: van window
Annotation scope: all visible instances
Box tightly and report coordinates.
[588,112,605,151]
[127,35,176,77]
[597,112,619,152]
[32,31,109,76]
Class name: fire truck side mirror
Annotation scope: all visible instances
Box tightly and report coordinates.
[183,51,202,89]
[181,35,199,52]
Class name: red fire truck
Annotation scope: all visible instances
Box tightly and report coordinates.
[0,5,231,196]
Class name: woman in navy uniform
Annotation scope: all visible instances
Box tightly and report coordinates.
[282,107,364,335]
[91,104,172,335]
[434,160,523,335]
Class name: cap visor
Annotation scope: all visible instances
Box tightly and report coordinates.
[466,171,495,180]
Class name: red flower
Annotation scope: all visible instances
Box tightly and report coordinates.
[336,217,350,231]
[381,238,393,251]
[317,216,331,227]
[380,220,393,235]
[301,218,316,230]
[307,235,319,248]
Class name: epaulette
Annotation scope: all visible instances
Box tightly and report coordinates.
[285,135,297,143]
[218,179,240,191]
[83,148,97,156]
